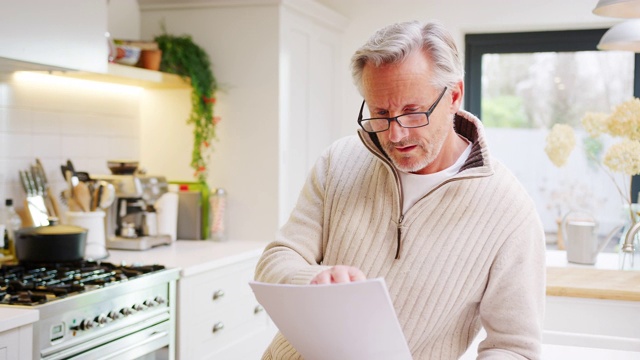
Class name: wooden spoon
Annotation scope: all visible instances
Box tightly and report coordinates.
[73,182,92,212]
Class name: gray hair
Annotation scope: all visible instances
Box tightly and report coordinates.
[350,21,463,94]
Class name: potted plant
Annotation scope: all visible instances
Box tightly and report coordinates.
[154,31,219,183]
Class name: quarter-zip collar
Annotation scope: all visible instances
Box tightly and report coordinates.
[357,110,495,259]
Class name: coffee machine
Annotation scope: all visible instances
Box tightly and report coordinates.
[92,174,172,250]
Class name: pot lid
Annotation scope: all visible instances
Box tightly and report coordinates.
[17,224,87,236]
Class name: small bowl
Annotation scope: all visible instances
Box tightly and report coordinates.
[114,45,141,66]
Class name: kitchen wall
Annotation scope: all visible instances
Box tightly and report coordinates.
[0,0,622,239]
[0,71,143,221]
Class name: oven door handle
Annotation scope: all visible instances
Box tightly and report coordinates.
[44,320,171,360]
[99,331,169,359]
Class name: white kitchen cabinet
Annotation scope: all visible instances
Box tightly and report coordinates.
[139,0,348,242]
[0,309,39,360]
[176,253,275,359]
[0,0,108,73]
[105,240,278,359]
[544,296,640,352]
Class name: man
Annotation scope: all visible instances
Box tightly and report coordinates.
[255,20,545,359]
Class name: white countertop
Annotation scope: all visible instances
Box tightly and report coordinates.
[103,239,268,277]
[546,249,620,270]
[0,307,38,333]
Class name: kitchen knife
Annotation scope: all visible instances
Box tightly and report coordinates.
[24,170,37,195]
[18,170,31,195]
[21,169,49,227]
[33,164,53,216]
[30,165,44,196]
[36,158,61,219]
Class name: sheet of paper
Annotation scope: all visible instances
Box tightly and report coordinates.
[249,278,412,360]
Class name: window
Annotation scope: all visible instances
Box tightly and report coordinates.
[464,29,640,238]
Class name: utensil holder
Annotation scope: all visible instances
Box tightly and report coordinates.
[66,211,107,260]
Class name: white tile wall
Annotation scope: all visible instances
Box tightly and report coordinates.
[0,71,143,219]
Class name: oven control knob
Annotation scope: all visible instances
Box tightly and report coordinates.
[133,303,145,312]
[154,296,166,305]
[80,319,95,331]
[120,307,133,317]
[144,299,157,308]
[108,311,122,320]
[95,314,108,326]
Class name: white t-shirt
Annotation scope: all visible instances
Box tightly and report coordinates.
[399,143,472,215]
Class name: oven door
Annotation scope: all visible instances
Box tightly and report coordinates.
[42,315,171,360]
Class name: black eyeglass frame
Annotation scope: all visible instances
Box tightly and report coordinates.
[357,87,448,133]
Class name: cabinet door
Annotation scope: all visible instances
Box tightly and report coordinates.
[0,326,29,360]
[177,255,277,359]
[0,0,108,73]
[544,296,640,351]
[278,4,346,225]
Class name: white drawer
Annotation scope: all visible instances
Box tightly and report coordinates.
[189,303,271,358]
[177,255,271,358]
[181,257,257,315]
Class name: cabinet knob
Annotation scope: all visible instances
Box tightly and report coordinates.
[212,289,225,300]
[212,321,225,333]
[254,305,264,314]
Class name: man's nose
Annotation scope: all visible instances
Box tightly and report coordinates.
[386,119,408,142]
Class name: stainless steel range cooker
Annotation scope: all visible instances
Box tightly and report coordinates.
[0,261,179,360]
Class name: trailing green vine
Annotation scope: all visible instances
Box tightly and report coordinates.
[154,31,218,183]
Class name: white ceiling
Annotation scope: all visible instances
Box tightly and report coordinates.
[315,0,411,18]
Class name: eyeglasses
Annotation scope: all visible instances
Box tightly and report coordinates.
[357,87,448,133]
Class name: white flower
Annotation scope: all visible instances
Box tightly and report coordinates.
[603,139,640,176]
[606,97,640,141]
[581,112,608,138]
[545,124,576,167]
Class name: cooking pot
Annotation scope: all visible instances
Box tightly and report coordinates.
[15,223,87,262]
[107,159,139,175]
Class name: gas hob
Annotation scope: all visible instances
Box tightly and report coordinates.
[0,260,166,306]
[0,260,179,360]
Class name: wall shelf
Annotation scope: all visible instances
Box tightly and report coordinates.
[50,63,191,89]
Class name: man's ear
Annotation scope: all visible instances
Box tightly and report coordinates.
[449,80,464,113]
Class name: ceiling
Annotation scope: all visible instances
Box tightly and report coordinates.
[314,0,414,18]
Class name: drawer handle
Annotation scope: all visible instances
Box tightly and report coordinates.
[212,322,225,333]
[212,290,225,300]
[254,305,264,314]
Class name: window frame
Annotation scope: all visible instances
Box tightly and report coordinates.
[464,28,640,202]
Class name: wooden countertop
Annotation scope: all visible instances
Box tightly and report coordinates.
[546,266,640,301]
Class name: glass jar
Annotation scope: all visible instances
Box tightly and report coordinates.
[210,188,228,241]
[2,199,22,256]
[619,203,640,270]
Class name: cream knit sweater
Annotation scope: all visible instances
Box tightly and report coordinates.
[255,110,546,359]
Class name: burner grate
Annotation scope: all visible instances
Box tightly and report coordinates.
[0,261,165,305]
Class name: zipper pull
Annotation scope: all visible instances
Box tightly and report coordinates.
[395,215,404,259]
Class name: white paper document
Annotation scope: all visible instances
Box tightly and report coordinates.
[249,278,412,360]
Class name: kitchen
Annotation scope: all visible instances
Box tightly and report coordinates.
[1,0,640,359]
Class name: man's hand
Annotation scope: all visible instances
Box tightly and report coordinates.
[310,265,366,284]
